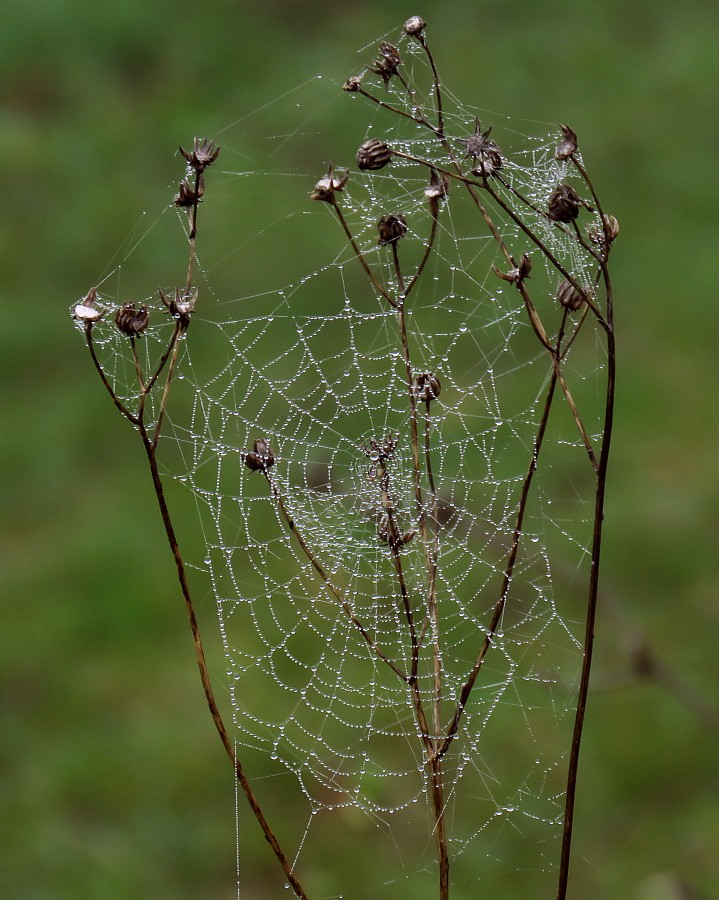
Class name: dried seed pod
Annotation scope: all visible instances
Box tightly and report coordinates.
[311,164,349,203]
[403,16,427,36]
[555,124,578,161]
[556,278,585,312]
[371,42,401,84]
[425,168,448,217]
[547,184,583,222]
[179,137,220,174]
[361,435,398,478]
[377,213,407,246]
[588,214,620,249]
[174,174,205,208]
[343,74,364,92]
[243,439,275,472]
[356,139,392,171]
[73,287,104,324]
[114,303,149,337]
[463,119,502,178]
[492,253,532,284]
[160,287,197,330]
[413,372,441,402]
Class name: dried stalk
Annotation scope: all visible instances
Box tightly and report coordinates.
[77,141,308,900]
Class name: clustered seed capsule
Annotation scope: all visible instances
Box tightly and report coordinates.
[114,303,149,337]
[403,16,426,36]
[547,184,583,223]
[555,124,578,161]
[413,372,441,402]
[160,287,197,330]
[356,139,392,171]
[371,42,401,84]
[243,439,275,472]
[179,137,220,174]
[463,119,502,178]
[311,164,349,203]
[377,213,407,246]
[556,278,585,312]
[174,175,205,208]
[73,287,104,325]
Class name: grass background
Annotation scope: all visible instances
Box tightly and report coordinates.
[2,0,719,897]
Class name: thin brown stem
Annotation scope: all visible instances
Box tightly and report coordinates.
[265,469,408,683]
[557,278,615,900]
[439,366,558,757]
[135,420,308,899]
[330,199,396,306]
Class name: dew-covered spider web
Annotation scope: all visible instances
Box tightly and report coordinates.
[80,22,611,898]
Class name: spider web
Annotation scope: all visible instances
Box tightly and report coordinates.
[78,24,609,897]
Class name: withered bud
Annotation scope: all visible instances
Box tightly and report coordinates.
[547,183,593,223]
[160,287,197,330]
[311,164,349,203]
[378,513,416,549]
[179,137,220,174]
[555,125,578,161]
[556,278,586,312]
[356,139,392,171]
[588,214,620,249]
[243,439,275,472]
[377,213,407,246]
[413,372,441,402]
[425,168,448,218]
[73,287,104,325]
[403,16,427,36]
[343,74,364,92]
[174,174,205,208]
[492,253,532,284]
[361,434,398,478]
[114,303,149,337]
[463,119,502,178]
[371,42,401,85]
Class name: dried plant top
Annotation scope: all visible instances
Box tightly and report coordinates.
[73,15,616,898]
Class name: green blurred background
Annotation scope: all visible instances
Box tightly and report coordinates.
[3,0,719,897]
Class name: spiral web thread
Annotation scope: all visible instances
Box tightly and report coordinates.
[80,24,608,892]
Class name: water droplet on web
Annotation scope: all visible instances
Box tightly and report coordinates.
[458,323,468,333]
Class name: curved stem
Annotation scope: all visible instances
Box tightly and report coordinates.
[137,424,308,899]
[557,280,615,899]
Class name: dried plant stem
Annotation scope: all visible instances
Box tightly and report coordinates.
[557,277,615,900]
[264,470,409,682]
[439,365,559,755]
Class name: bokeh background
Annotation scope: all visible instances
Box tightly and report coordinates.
[3,0,719,897]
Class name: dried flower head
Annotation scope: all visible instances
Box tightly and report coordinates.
[311,164,349,203]
[403,16,427,36]
[342,72,364,94]
[556,278,586,312]
[73,287,104,325]
[179,137,220,174]
[492,253,532,284]
[463,119,502,178]
[160,286,197,330]
[378,511,416,548]
[114,303,149,337]
[361,434,398,478]
[555,125,578,161]
[243,439,275,472]
[174,175,205,208]
[547,184,593,223]
[377,213,407,246]
[356,139,392,171]
[413,372,441,402]
[587,214,620,252]
[425,168,449,218]
[343,73,364,92]
[371,42,401,85]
